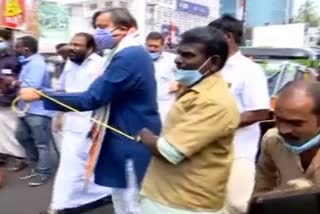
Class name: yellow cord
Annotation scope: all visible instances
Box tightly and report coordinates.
[11,96,30,115]
[25,89,137,141]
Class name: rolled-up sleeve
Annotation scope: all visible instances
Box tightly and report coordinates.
[43,54,137,112]
[164,100,239,157]
[157,137,185,164]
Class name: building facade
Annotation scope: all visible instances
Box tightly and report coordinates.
[220,0,294,27]
[246,0,293,27]
[30,0,219,51]
[220,0,238,19]
[68,0,219,43]
[149,0,219,43]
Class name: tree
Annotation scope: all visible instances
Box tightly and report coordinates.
[294,0,320,27]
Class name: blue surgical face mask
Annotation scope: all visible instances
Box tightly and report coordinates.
[282,132,320,154]
[17,55,26,63]
[149,52,161,60]
[94,28,117,51]
[0,41,8,51]
[175,58,211,87]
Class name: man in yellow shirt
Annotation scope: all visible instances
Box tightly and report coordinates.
[138,26,240,214]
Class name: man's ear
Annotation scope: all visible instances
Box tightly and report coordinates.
[224,32,233,41]
[210,55,221,72]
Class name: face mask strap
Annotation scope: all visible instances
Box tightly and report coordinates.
[198,57,212,72]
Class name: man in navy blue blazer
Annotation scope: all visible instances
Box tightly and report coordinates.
[20,8,161,214]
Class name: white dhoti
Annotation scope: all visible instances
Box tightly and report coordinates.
[112,159,141,214]
[0,106,26,158]
[50,118,111,210]
[50,54,112,210]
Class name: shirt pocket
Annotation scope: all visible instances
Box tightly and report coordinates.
[229,81,243,97]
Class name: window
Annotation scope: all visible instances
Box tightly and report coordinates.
[119,1,128,8]
[89,3,97,10]
[105,1,113,8]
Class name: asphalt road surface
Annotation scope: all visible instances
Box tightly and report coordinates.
[0,161,114,214]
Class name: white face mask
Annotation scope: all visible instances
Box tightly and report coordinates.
[0,41,8,51]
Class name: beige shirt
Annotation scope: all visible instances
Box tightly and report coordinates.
[254,128,320,195]
[141,73,240,211]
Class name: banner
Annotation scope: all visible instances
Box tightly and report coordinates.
[38,1,70,52]
[1,0,26,29]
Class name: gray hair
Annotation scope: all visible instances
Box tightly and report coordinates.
[100,7,138,29]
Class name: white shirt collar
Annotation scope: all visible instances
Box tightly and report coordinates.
[225,51,243,67]
[86,53,101,62]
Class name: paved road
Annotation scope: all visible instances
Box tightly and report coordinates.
[0,161,114,214]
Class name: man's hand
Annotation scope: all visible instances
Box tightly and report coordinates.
[138,128,162,157]
[53,113,64,133]
[138,128,158,145]
[19,88,41,101]
[169,81,179,93]
[287,178,313,190]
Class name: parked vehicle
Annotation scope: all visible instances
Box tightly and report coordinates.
[241,47,320,162]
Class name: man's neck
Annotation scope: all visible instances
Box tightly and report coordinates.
[300,146,320,171]
[25,53,36,59]
[228,47,239,58]
[85,52,93,59]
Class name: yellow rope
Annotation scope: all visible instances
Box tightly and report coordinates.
[12,89,139,141]
[11,96,30,115]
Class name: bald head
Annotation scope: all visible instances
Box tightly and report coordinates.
[278,80,320,115]
[275,80,320,152]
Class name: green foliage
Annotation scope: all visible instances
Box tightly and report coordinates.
[294,0,320,27]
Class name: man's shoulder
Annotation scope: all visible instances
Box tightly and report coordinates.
[117,46,146,57]
[262,128,283,150]
[113,46,153,70]
[199,75,239,115]
[231,53,264,74]
[89,53,103,61]
[29,54,46,65]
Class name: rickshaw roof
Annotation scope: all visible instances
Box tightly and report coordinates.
[241,47,320,59]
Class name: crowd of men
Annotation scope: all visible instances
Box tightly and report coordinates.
[0,6,320,214]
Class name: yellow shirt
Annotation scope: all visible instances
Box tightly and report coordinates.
[141,73,240,211]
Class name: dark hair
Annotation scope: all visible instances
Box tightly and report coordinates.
[146,32,165,44]
[179,26,229,70]
[17,36,38,53]
[92,11,102,29]
[99,7,137,29]
[55,43,68,50]
[208,14,243,45]
[74,32,97,52]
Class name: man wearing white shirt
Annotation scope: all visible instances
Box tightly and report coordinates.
[146,32,177,124]
[48,33,111,214]
[209,15,271,214]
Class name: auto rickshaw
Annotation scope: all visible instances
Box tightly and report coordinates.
[241,47,320,161]
[241,47,320,106]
